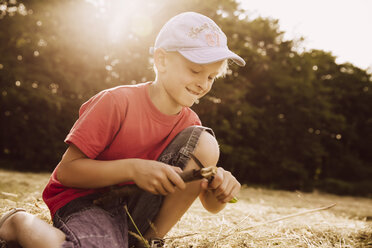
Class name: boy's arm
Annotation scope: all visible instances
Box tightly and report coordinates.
[56,144,185,195]
[198,167,241,214]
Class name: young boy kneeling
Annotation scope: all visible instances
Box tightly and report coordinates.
[0,11,245,248]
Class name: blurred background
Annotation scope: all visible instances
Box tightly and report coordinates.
[0,0,371,197]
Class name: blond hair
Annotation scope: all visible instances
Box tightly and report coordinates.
[216,60,228,78]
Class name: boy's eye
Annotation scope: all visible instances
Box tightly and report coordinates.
[208,76,215,81]
[191,69,200,74]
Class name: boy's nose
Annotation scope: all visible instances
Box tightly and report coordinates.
[197,80,209,91]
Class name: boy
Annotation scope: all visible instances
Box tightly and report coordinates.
[0,12,245,248]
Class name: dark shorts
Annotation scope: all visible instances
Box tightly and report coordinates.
[53,125,213,248]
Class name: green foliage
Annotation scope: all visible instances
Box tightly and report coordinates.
[316,178,372,197]
[0,0,371,196]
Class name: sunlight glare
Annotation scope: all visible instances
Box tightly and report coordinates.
[238,0,372,70]
[131,14,153,37]
[85,0,154,43]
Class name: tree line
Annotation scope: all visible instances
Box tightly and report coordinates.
[1,0,371,196]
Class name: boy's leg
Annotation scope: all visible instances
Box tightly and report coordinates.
[0,210,65,248]
[127,126,219,242]
[52,194,128,248]
[145,127,219,238]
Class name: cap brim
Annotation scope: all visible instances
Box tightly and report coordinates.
[178,47,245,67]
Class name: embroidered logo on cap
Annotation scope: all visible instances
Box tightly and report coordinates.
[205,33,220,47]
[188,23,221,47]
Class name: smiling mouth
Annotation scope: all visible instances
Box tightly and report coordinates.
[186,88,201,96]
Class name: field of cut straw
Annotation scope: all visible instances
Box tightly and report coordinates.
[0,169,371,247]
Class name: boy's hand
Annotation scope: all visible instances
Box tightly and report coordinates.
[200,167,240,203]
[133,160,186,195]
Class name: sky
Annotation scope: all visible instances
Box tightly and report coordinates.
[238,0,372,71]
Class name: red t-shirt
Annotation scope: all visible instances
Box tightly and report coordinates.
[43,82,201,217]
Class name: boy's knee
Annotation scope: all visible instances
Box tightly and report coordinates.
[0,211,28,240]
[193,130,220,168]
[8,211,27,227]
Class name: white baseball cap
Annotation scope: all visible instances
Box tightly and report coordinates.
[150,12,246,67]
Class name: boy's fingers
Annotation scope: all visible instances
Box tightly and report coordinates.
[222,185,239,203]
[154,182,168,195]
[215,178,232,201]
[217,182,234,202]
[200,179,209,190]
[166,167,186,190]
[215,179,228,197]
[211,169,241,202]
[223,181,241,202]
[162,177,176,194]
[209,167,223,189]
[171,166,183,174]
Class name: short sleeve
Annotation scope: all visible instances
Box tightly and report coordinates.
[189,108,202,126]
[194,117,202,126]
[65,90,124,159]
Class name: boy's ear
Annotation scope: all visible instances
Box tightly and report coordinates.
[153,48,167,73]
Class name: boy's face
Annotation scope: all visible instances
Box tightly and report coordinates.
[160,52,224,110]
